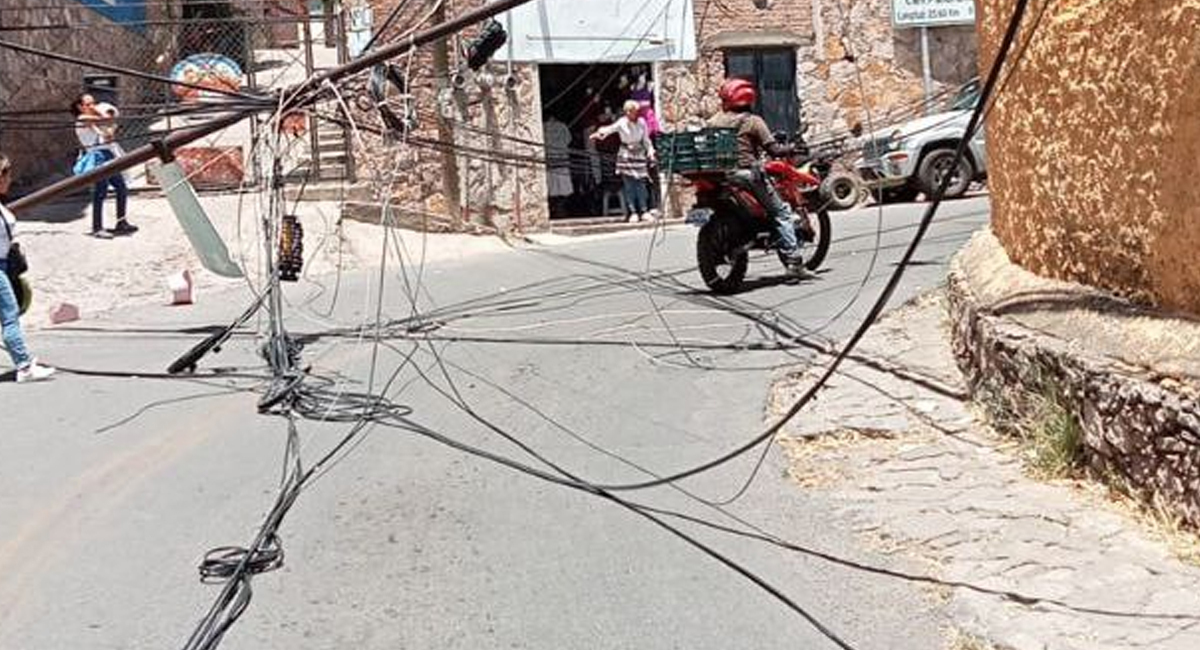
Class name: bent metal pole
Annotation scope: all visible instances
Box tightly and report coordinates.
[8,0,539,215]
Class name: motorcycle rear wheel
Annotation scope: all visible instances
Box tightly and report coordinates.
[697,218,749,294]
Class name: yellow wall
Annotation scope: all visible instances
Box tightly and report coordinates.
[976,0,1200,313]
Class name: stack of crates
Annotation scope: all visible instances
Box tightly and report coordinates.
[656,128,739,176]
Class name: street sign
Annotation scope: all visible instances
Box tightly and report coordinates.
[892,0,977,28]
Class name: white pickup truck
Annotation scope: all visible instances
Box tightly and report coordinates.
[854,78,986,202]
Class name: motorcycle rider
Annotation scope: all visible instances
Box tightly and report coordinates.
[707,77,806,272]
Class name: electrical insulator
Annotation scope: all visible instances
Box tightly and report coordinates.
[369,64,417,137]
[278,214,304,282]
[463,19,507,71]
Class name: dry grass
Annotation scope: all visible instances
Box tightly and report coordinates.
[944,628,999,650]
[977,377,1083,480]
[1078,469,1200,567]
[1013,384,1084,479]
[777,428,898,488]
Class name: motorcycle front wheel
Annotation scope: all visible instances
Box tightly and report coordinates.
[697,217,749,294]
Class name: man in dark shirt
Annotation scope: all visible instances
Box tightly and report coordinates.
[707,78,804,272]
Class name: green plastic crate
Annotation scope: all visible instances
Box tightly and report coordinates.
[657,128,738,175]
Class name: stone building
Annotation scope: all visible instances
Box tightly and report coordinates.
[350,0,978,232]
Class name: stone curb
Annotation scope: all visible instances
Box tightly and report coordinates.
[947,228,1200,526]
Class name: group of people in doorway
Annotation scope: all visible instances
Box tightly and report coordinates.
[589,99,658,223]
[545,73,807,274]
[543,67,663,223]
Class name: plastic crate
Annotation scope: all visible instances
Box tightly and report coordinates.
[657,128,739,175]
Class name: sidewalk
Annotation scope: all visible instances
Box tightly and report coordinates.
[770,290,1200,649]
[14,191,513,328]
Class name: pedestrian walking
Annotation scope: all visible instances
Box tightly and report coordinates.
[590,99,656,223]
[0,153,56,383]
[72,93,138,239]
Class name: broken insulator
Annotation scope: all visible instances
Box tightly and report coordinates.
[278,214,304,282]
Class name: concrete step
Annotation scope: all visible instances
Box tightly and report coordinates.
[282,178,367,202]
[549,216,684,236]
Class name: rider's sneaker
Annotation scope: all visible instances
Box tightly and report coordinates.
[779,249,807,276]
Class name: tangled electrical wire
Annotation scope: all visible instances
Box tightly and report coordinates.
[0,0,1067,649]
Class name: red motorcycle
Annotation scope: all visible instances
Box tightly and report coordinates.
[681,152,832,295]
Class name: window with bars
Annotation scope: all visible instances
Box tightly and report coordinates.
[723,48,800,138]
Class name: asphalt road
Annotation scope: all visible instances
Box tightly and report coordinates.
[2,196,990,650]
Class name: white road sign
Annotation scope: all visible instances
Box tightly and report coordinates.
[892,0,977,27]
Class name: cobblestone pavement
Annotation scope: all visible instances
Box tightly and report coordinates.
[771,291,1200,650]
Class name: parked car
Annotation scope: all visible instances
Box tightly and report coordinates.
[854,78,985,202]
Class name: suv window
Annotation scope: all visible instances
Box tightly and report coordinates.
[949,79,980,111]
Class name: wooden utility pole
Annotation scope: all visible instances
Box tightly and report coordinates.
[430,2,464,226]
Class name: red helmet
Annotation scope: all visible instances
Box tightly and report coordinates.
[719,78,756,110]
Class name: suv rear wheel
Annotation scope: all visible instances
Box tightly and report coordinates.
[918,148,974,199]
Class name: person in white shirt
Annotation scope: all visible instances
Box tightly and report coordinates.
[72,93,137,239]
[0,153,56,383]
[590,100,656,223]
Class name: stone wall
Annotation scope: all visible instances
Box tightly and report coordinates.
[352,0,980,228]
[801,0,977,137]
[660,0,978,140]
[350,0,547,232]
[0,0,175,191]
[976,0,1200,314]
[454,65,548,233]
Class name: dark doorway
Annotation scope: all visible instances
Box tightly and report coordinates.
[724,48,800,138]
[538,63,661,220]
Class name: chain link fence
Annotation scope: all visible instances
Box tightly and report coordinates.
[0,0,350,191]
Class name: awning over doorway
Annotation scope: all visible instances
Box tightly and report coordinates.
[493,0,697,63]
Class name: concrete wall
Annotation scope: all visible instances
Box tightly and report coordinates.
[497,0,697,62]
[977,0,1200,314]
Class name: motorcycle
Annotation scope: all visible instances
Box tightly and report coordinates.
[679,135,833,294]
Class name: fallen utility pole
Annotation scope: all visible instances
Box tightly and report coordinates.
[6,0,538,215]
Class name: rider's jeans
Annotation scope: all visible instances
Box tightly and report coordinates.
[726,167,798,256]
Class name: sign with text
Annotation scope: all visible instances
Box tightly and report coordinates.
[892,0,977,27]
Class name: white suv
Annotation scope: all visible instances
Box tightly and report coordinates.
[855,78,986,202]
